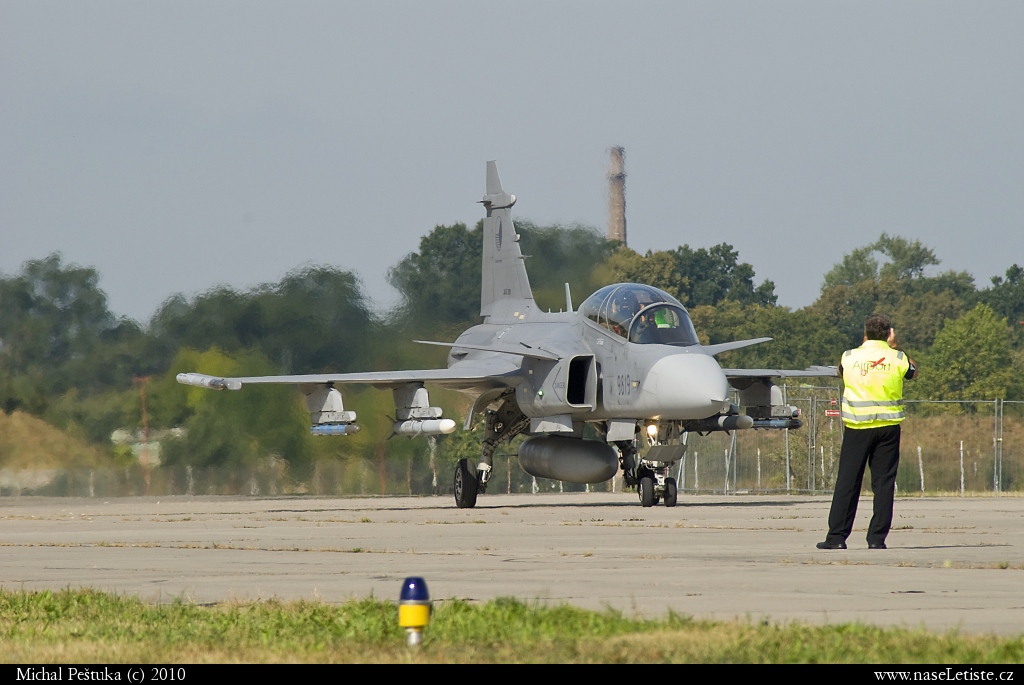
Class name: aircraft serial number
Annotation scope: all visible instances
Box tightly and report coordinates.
[616,375,633,396]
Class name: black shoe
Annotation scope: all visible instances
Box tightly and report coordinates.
[868,542,887,549]
[816,540,847,550]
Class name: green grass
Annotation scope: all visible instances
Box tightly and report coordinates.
[2,589,1023,663]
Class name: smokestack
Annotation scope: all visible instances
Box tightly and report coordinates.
[607,146,626,247]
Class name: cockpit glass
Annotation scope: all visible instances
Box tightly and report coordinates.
[579,284,698,346]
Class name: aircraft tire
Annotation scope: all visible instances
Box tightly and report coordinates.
[454,459,478,509]
[664,477,678,507]
[639,476,655,508]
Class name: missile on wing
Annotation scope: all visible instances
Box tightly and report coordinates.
[517,435,619,484]
[750,403,801,429]
[392,419,457,436]
[687,414,755,432]
[310,424,361,436]
[176,372,223,389]
[752,418,803,430]
[176,373,241,391]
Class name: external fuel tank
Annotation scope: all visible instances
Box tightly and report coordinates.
[517,435,619,484]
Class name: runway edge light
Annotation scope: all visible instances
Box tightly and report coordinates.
[398,576,431,647]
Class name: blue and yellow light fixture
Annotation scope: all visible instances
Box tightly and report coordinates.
[398,576,431,646]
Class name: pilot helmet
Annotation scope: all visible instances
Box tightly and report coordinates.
[615,290,638,312]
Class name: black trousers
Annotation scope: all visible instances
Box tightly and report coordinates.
[826,424,901,546]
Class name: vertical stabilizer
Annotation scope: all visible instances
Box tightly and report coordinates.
[480,161,535,318]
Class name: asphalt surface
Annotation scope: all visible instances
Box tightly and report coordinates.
[2,493,1022,635]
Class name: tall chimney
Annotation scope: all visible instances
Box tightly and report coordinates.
[608,146,627,246]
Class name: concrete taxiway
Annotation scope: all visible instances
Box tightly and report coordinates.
[1,493,1021,634]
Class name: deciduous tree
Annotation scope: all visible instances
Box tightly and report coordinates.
[911,304,1014,401]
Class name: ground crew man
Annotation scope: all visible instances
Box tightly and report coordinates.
[818,314,917,550]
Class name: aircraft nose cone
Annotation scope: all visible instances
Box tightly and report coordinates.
[643,353,729,419]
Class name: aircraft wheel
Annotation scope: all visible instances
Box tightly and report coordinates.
[454,459,478,509]
[664,477,678,507]
[638,476,655,508]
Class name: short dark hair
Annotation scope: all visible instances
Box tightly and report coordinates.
[864,314,892,341]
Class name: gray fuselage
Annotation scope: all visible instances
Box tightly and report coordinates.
[447,309,730,425]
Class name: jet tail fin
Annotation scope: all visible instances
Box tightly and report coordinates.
[480,161,535,318]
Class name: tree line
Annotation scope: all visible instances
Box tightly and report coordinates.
[1,223,1021,481]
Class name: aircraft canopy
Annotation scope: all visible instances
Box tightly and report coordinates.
[579,283,699,346]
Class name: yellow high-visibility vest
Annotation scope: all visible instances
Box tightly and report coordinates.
[841,340,911,429]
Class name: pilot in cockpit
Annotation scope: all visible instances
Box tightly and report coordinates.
[630,305,680,343]
[609,291,638,337]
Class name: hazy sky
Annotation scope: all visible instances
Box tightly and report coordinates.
[3,1,1022,323]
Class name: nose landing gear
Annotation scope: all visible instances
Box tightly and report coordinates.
[637,467,678,508]
[634,423,685,508]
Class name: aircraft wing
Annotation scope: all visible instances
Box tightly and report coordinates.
[723,365,838,379]
[177,358,522,393]
[701,337,772,356]
[414,339,560,361]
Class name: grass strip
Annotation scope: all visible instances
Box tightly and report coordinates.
[1,589,1022,663]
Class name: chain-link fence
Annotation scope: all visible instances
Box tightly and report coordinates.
[998,400,1023,492]
[3,395,1022,498]
[679,393,1020,495]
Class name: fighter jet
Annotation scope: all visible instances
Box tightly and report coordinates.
[178,161,836,508]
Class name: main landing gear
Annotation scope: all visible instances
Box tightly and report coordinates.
[454,458,478,509]
[453,394,528,509]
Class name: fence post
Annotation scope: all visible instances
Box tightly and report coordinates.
[959,440,965,496]
[679,433,688,491]
[917,445,924,493]
[732,432,738,492]
[819,445,825,490]
[723,446,730,494]
[993,399,1001,493]
[808,398,815,491]
[998,399,1003,492]
[811,396,819,490]
[998,399,1004,493]
[428,435,438,494]
[756,448,761,492]
[784,385,791,493]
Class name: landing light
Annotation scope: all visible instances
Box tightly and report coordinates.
[646,424,659,438]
